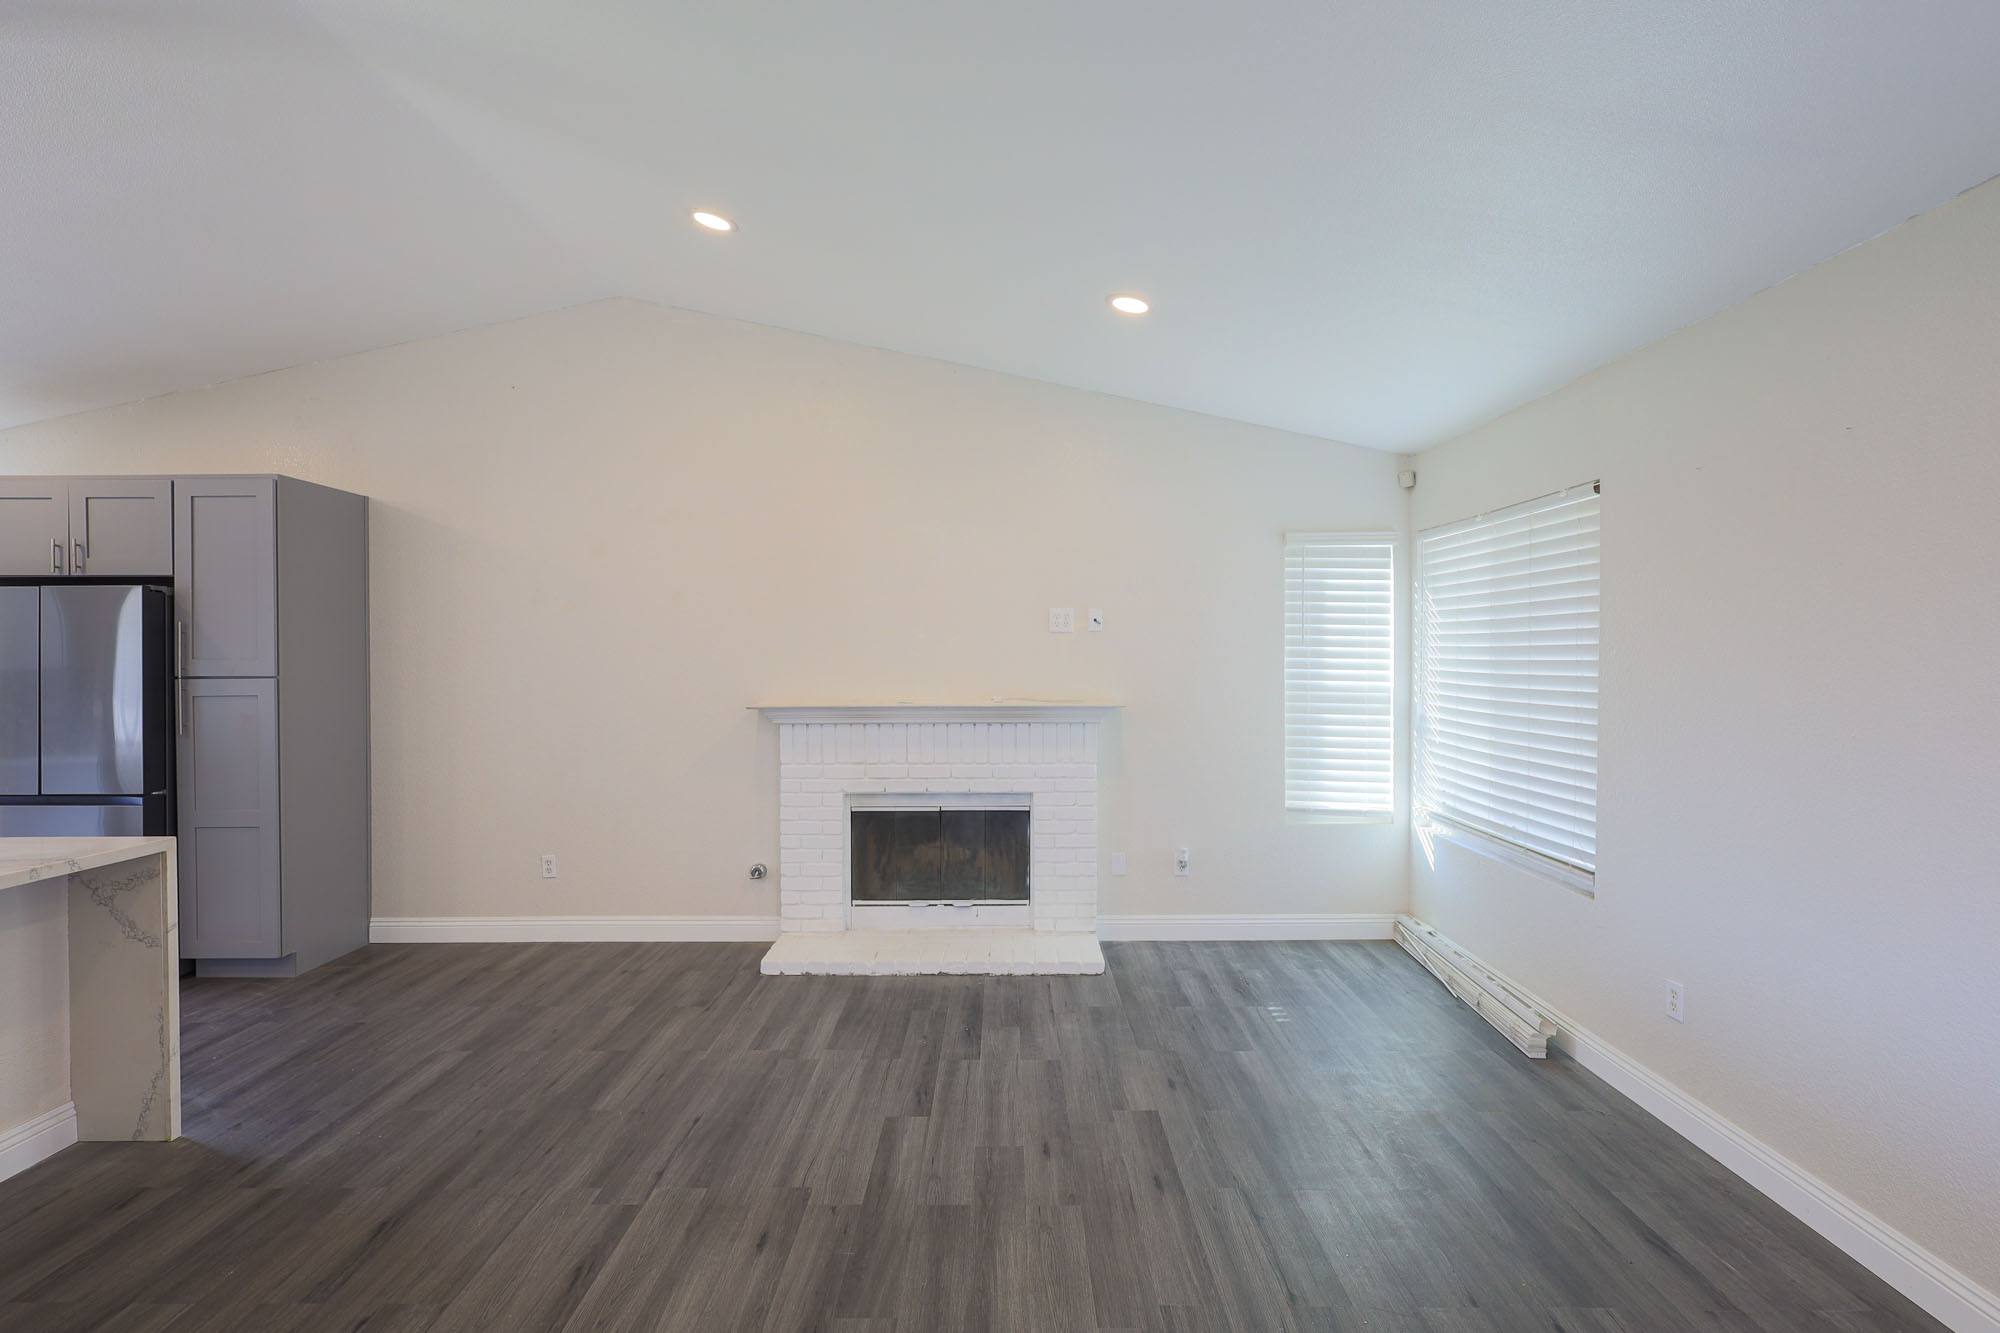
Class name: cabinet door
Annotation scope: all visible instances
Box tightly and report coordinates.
[70,479,173,577]
[179,677,282,958]
[0,479,70,576]
[174,478,277,677]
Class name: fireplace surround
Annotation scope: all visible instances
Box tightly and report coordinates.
[753,703,1114,973]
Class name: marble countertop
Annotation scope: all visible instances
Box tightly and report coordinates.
[0,836,177,893]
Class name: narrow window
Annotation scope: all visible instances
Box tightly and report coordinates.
[1284,535,1395,818]
[1414,484,1600,887]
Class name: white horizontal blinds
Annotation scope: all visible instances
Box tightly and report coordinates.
[1415,486,1600,873]
[1284,536,1394,815]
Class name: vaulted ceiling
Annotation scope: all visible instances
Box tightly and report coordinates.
[5,1,2000,448]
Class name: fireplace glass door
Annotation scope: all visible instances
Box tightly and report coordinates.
[851,807,1029,904]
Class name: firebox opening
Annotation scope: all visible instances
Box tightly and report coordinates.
[850,806,1030,904]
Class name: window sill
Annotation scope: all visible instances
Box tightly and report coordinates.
[1418,817,1596,898]
[1286,809,1396,827]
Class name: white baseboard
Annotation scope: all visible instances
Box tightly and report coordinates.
[1400,916,2000,1333]
[369,916,781,943]
[0,1102,78,1184]
[369,914,1399,945]
[1098,913,1397,941]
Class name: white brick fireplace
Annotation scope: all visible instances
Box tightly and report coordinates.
[753,704,1114,974]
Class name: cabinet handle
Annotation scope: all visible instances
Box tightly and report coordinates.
[73,541,84,575]
[175,621,186,674]
[52,539,62,574]
[178,683,189,737]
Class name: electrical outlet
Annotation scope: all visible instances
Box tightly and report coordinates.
[1109,851,1127,876]
[1048,607,1075,633]
[1665,980,1685,1023]
[1175,847,1191,876]
[540,854,558,879]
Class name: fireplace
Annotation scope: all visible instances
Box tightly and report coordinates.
[754,703,1115,960]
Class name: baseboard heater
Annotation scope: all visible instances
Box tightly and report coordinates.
[1394,915,1558,1058]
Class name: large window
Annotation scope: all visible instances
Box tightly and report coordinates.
[1284,534,1395,818]
[1414,484,1600,887]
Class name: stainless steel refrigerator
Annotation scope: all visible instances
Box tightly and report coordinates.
[0,583,175,836]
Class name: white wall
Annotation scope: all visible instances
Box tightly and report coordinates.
[1409,175,2000,1296]
[0,299,1410,927]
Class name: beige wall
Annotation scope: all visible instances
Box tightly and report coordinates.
[1409,176,2000,1292]
[0,299,1410,925]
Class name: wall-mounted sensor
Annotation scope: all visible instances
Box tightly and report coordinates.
[1398,470,1417,489]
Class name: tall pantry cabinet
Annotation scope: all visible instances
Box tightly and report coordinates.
[173,476,370,975]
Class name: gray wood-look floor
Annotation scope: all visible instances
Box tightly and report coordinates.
[0,940,1944,1332]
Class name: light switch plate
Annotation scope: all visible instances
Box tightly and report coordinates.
[1087,608,1104,631]
[1109,851,1127,876]
[1049,607,1075,633]
[1175,847,1191,876]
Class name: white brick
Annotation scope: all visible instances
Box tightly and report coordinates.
[772,716,1099,936]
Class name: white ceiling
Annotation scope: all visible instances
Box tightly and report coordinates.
[5,2,2000,450]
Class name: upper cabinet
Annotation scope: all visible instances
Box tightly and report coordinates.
[70,479,173,577]
[0,477,173,577]
[175,478,278,677]
[0,479,80,576]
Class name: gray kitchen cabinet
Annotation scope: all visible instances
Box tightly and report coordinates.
[174,477,277,678]
[173,475,370,976]
[0,479,81,575]
[69,478,173,577]
[4,471,367,974]
[0,477,173,576]
[178,677,282,959]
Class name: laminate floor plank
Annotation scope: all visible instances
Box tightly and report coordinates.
[0,941,1951,1332]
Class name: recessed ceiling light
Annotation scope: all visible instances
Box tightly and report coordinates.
[1109,294,1150,315]
[691,210,734,232]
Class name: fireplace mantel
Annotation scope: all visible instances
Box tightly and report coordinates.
[754,702,1118,725]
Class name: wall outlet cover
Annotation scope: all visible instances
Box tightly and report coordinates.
[1109,851,1127,876]
[1049,607,1075,633]
[1666,980,1685,1022]
[540,854,558,879]
[1174,847,1191,876]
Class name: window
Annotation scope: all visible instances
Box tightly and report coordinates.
[1284,534,1395,818]
[1414,484,1600,887]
